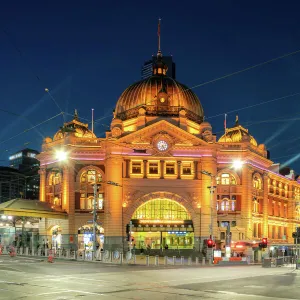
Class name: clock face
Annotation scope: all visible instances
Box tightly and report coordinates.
[157,140,168,151]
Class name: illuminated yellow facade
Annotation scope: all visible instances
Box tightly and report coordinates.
[37,53,300,253]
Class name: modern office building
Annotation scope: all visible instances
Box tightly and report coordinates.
[0,167,26,203]
[9,148,40,199]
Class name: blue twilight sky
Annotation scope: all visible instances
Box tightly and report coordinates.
[1,1,300,171]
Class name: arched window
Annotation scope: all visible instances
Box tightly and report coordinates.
[80,169,102,184]
[221,199,230,211]
[253,176,262,189]
[132,199,191,220]
[296,206,300,221]
[52,196,61,207]
[216,173,236,185]
[253,199,259,213]
[49,172,61,185]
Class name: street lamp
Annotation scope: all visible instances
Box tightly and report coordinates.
[197,203,201,252]
[232,160,243,170]
[55,150,68,162]
[200,170,216,263]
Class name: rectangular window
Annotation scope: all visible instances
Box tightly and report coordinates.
[98,193,104,209]
[182,162,192,175]
[132,161,142,174]
[149,162,158,174]
[166,162,175,174]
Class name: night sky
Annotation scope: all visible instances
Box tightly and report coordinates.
[1,1,300,172]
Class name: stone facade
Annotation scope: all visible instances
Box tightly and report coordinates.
[37,54,300,253]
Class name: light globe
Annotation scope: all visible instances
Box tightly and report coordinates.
[55,150,68,162]
[232,160,243,170]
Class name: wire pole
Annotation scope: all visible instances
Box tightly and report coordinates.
[93,183,98,257]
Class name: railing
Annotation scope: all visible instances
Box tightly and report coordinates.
[117,105,203,124]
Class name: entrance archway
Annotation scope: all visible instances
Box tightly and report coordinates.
[130,198,194,250]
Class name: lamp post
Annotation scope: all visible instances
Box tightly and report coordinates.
[197,203,201,252]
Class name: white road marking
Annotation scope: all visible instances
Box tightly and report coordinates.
[244,285,265,288]
[206,290,292,299]
[36,290,75,296]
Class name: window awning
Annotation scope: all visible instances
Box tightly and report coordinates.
[0,199,68,219]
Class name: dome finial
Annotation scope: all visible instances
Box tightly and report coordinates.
[235,115,239,126]
[157,18,162,58]
[74,109,79,121]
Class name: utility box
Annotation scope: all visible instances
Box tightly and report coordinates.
[262,258,272,268]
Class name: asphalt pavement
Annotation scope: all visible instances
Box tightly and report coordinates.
[0,255,298,299]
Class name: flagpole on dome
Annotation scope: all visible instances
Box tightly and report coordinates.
[92,108,94,134]
[224,113,227,142]
[157,18,162,57]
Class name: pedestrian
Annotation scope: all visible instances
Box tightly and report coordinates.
[164,244,169,250]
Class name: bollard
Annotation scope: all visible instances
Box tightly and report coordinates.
[181,256,184,265]
[110,251,113,263]
[99,251,103,261]
[173,256,176,265]
[32,248,35,256]
[38,248,41,256]
[133,254,136,264]
[25,247,29,256]
[164,256,168,265]
[155,255,159,266]
[58,249,62,258]
[202,257,205,266]
[195,257,199,265]
[188,257,192,265]
[20,247,23,255]
[48,250,54,263]
[146,255,150,266]
[66,249,70,259]
[120,252,123,264]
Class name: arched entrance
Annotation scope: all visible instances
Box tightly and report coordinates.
[130,199,194,250]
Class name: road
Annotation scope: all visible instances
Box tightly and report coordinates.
[0,255,299,299]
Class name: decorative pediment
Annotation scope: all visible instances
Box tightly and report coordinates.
[118,120,207,147]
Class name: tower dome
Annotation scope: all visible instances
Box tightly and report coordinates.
[114,64,204,123]
[114,19,204,124]
[218,116,257,146]
[53,110,96,141]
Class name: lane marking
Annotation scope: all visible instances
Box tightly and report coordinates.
[205,290,292,299]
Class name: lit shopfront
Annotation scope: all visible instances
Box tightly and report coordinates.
[130,199,194,249]
[78,225,104,252]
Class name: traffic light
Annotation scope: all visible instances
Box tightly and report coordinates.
[126,224,131,241]
[206,239,214,248]
[259,238,268,248]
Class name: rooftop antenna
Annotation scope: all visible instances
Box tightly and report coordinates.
[157,18,162,57]
[92,108,94,134]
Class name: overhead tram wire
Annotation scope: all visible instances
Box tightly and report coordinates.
[140,48,300,113]
[0,112,64,146]
[206,92,300,121]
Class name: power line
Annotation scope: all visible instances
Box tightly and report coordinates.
[0,112,63,145]
[206,92,300,120]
